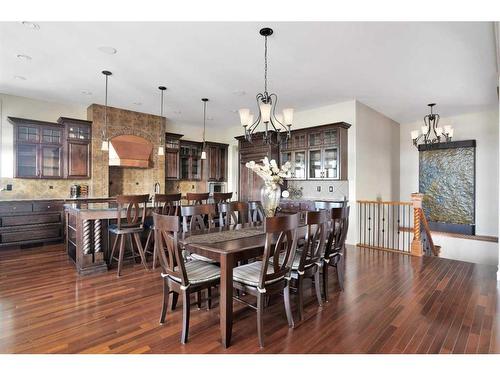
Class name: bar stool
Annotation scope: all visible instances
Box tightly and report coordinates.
[186,192,209,205]
[108,194,149,277]
[213,192,233,204]
[144,193,181,269]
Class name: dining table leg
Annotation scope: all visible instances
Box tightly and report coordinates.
[220,253,234,348]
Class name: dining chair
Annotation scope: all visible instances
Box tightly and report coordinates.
[289,210,327,321]
[181,204,216,232]
[154,212,220,344]
[232,213,299,347]
[248,201,265,224]
[213,192,233,204]
[322,206,350,301]
[108,194,150,277]
[144,193,181,269]
[218,201,248,227]
[186,192,210,205]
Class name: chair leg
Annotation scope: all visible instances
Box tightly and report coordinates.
[196,291,202,309]
[171,292,179,310]
[117,235,125,277]
[181,290,190,344]
[144,229,153,256]
[207,287,212,310]
[108,234,119,266]
[159,278,170,324]
[297,276,304,321]
[152,238,158,270]
[133,233,149,270]
[127,233,139,263]
[284,283,294,328]
[322,260,329,302]
[314,270,323,307]
[256,293,265,348]
[336,256,345,291]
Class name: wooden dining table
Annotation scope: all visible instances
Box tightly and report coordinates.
[179,220,306,348]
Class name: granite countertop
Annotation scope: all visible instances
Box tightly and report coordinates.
[0,197,115,202]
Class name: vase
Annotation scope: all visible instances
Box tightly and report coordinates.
[260,184,281,217]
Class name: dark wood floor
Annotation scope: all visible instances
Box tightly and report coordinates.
[0,243,499,353]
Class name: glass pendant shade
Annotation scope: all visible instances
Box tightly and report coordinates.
[201,150,207,160]
[158,146,164,156]
[247,114,254,126]
[282,108,294,125]
[101,140,109,151]
[436,127,443,135]
[448,128,454,137]
[444,125,452,134]
[275,113,284,124]
[260,102,271,123]
[411,130,419,140]
[239,108,250,126]
[421,125,428,135]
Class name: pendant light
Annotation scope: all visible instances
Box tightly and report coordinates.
[100,70,112,151]
[158,86,167,156]
[411,103,454,148]
[201,98,208,160]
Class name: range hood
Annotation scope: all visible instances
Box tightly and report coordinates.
[109,135,153,168]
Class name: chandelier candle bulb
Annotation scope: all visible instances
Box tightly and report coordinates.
[239,108,250,126]
[283,108,294,125]
[411,130,419,140]
[421,125,428,135]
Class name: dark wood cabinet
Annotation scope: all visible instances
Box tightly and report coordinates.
[205,142,228,182]
[164,133,183,180]
[9,117,92,180]
[58,117,92,179]
[10,117,64,179]
[236,132,280,202]
[180,141,202,180]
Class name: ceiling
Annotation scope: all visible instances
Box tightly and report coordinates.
[0,22,497,129]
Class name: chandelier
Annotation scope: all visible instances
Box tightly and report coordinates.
[411,103,454,148]
[238,27,293,145]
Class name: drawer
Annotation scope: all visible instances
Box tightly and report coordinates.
[0,225,61,244]
[0,202,33,214]
[33,201,64,212]
[1,213,61,227]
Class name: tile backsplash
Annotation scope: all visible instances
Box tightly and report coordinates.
[285,180,349,200]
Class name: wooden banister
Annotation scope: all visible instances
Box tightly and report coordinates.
[419,208,440,256]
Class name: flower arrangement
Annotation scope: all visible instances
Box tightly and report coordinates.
[245,157,291,190]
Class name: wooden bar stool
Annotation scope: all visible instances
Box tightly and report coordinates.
[144,193,181,269]
[108,194,150,277]
[186,192,209,205]
[213,192,233,203]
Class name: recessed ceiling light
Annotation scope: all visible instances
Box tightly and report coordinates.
[21,21,40,30]
[232,90,246,96]
[17,54,32,61]
[14,75,27,81]
[133,102,142,106]
[81,90,92,96]
[98,46,117,55]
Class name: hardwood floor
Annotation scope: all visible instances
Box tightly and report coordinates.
[0,243,499,353]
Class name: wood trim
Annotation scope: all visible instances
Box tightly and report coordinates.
[356,200,412,206]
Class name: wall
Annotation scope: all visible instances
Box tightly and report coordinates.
[356,102,400,201]
[400,110,499,237]
[0,93,89,199]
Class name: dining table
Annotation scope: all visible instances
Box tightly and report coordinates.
[179,219,307,348]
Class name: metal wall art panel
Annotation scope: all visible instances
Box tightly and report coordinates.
[418,140,476,235]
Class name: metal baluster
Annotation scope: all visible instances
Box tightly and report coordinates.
[402,205,405,252]
[368,203,371,247]
[408,203,411,251]
[382,203,385,249]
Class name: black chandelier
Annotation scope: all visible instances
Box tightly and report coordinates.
[238,27,293,145]
[411,103,454,148]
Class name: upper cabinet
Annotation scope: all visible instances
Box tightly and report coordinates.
[180,141,202,181]
[279,122,350,181]
[164,133,182,180]
[205,142,228,182]
[9,116,92,180]
[58,117,92,179]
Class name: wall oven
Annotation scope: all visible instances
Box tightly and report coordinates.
[208,182,227,195]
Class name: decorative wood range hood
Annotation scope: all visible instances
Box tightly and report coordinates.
[109,135,153,168]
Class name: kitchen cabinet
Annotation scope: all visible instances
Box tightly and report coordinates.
[205,142,228,182]
[180,141,202,180]
[58,117,92,179]
[164,133,183,180]
[10,117,64,179]
[280,149,306,179]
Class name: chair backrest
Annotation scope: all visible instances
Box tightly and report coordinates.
[298,210,327,272]
[213,192,233,204]
[258,213,299,291]
[115,194,150,230]
[248,201,265,224]
[218,202,236,228]
[186,192,210,205]
[153,193,181,216]
[153,212,189,287]
[230,201,248,225]
[181,204,216,232]
[324,206,350,259]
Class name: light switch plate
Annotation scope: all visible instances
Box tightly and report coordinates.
[329,186,334,192]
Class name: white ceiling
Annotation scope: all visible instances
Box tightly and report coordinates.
[0,22,497,129]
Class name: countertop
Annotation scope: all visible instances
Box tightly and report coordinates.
[0,197,115,203]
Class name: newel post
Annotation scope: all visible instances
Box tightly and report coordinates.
[410,193,424,256]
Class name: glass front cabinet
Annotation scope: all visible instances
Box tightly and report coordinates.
[281,122,349,181]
